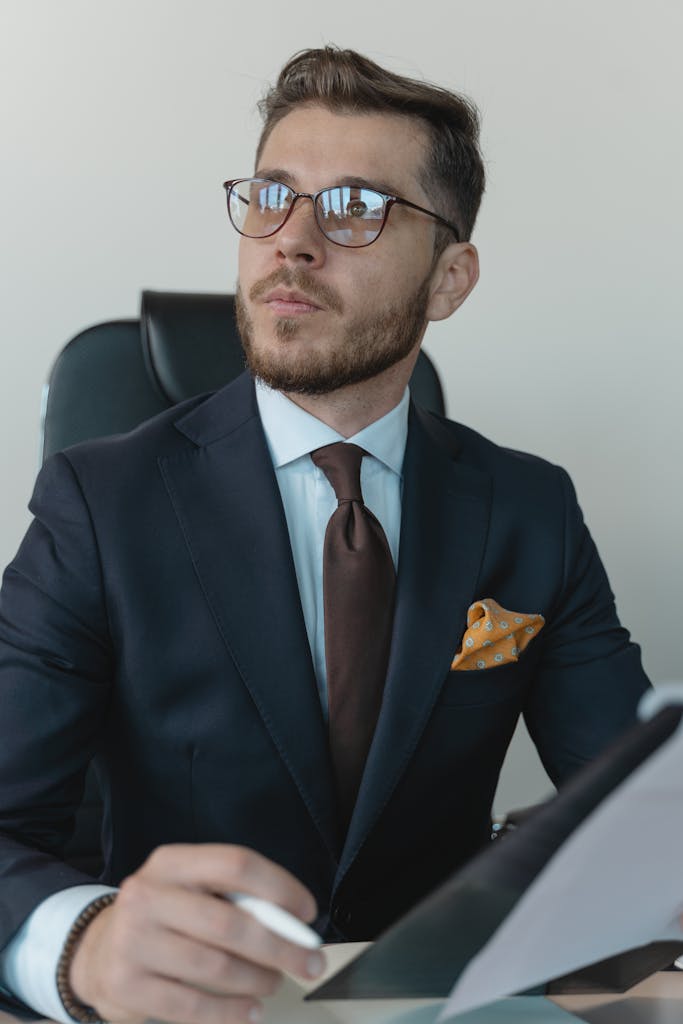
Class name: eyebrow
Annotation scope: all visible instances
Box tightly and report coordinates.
[254,168,405,198]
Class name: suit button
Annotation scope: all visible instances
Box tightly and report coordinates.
[332,904,352,929]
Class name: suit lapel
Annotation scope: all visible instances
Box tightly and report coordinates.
[337,403,492,880]
[159,374,339,858]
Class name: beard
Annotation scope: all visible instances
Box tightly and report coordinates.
[235,267,431,396]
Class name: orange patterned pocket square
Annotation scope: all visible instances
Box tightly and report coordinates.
[451,598,545,671]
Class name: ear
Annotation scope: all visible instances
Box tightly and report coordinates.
[426,242,479,323]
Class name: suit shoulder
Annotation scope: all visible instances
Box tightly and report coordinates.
[428,409,565,468]
[420,408,573,491]
[55,369,254,470]
[54,392,210,470]
[37,372,258,511]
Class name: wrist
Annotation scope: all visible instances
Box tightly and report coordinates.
[56,894,117,1022]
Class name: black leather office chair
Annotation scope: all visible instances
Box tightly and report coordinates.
[41,289,445,875]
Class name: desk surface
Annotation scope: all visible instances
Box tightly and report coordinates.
[273,944,683,1024]
[1,943,681,1024]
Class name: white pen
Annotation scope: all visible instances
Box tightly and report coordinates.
[226,892,322,949]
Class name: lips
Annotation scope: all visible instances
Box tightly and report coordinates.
[263,288,323,314]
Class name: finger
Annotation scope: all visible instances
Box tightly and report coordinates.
[139,844,317,921]
[146,886,325,981]
[108,972,263,1024]
[132,927,281,997]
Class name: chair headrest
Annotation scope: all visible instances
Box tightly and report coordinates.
[140,290,246,404]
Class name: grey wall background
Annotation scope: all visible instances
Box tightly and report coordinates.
[1,0,681,813]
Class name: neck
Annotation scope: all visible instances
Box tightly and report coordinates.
[282,353,418,437]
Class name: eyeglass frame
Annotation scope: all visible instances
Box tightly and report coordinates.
[222,177,461,248]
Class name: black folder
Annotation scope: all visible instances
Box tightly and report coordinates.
[309,704,683,1000]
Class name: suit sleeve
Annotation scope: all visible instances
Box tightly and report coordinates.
[0,452,114,948]
[523,466,651,786]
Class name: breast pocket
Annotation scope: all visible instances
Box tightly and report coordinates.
[436,660,529,708]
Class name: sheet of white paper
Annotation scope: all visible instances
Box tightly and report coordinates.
[441,692,683,1021]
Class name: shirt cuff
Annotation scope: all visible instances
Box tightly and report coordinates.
[0,884,118,1024]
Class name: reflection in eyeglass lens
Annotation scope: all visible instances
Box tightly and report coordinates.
[317,187,385,244]
[238,181,291,234]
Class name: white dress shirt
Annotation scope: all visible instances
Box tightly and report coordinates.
[0,380,410,1022]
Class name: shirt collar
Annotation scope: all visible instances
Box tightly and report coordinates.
[255,378,409,477]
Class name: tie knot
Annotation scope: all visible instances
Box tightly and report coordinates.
[311,443,365,504]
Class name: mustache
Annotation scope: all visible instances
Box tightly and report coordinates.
[248,268,344,314]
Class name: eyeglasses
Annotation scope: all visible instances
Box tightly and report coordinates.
[222,177,461,248]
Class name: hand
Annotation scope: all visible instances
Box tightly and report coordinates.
[69,844,325,1024]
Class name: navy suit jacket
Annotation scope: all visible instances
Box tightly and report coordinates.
[0,371,649,945]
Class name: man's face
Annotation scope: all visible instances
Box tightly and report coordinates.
[235,104,442,395]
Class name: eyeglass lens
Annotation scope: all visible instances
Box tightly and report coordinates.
[227,179,386,247]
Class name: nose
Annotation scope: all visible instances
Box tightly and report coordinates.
[274,194,327,267]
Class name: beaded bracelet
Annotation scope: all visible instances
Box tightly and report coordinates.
[55,893,117,1023]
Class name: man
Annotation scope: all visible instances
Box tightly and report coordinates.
[0,46,650,1024]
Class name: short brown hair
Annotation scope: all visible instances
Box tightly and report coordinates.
[257,46,485,243]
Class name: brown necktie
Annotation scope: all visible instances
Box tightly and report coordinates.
[310,443,396,824]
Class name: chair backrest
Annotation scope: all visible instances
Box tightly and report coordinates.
[41,289,445,876]
[41,290,445,463]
